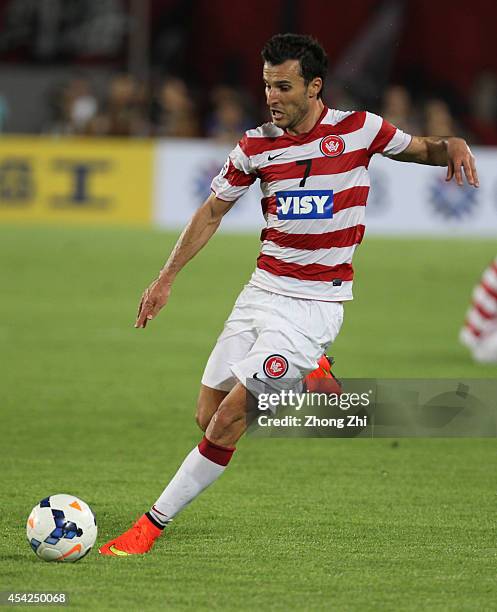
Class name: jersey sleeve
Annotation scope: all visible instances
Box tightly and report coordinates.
[210,136,257,202]
[364,112,412,157]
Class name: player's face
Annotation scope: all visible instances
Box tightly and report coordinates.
[263,60,318,131]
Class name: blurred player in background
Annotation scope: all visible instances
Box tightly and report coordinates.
[99,33,479,556]
[460,256,497,362]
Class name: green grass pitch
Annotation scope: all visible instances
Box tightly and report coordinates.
[1,224,496,611]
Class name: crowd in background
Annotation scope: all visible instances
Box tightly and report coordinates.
[44,74,254,144]
[4,69,497,145]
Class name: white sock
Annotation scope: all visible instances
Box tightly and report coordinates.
[148,437,234,527]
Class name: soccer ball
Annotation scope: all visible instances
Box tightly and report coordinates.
[26,494,97,562]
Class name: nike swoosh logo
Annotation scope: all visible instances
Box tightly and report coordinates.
[109,545,130,556]
[268,152,285,161]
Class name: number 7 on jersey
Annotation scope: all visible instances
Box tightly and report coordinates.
[296,159,313,187]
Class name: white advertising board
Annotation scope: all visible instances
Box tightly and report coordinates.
[366,148,497,236]
[154,138,265,232]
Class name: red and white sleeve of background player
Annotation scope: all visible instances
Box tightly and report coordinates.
[464,257,497,338]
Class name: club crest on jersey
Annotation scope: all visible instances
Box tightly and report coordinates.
[320,135,345,157]
[275,190,333,220]
[263,355,288,378]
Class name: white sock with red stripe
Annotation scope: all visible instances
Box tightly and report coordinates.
[460,257,497,353]
[146,436,235,528]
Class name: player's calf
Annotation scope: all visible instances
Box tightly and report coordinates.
[196,385,228,431]
[206,383,249,447]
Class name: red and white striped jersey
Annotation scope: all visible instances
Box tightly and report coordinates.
[211,106,412,301]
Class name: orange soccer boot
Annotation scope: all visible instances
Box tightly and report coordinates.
[99,514,163,556]
[303,354,342,395]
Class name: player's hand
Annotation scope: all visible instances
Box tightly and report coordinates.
[135,278,171,329]
[446,137,479,188]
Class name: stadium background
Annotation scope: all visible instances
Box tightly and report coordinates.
[1,1,496,610]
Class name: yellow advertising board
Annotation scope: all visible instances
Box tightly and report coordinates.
[0,137,153,225]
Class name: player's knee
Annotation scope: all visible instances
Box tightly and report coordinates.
[210,400,245,434]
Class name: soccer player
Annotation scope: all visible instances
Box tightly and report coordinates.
[99,33,479,556]
[459,256,497,363]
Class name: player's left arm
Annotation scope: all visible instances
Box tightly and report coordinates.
[390,136,479,188]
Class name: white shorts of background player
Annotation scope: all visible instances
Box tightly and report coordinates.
[460,324,497,364]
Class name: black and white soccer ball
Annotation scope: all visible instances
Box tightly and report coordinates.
[26,494,97,562]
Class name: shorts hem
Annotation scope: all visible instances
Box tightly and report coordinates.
[200,377,235,393]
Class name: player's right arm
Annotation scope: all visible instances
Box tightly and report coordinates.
[136,133,256,329]
[135,194,234,328]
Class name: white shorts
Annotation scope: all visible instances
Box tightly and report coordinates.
[460,324,497,363]
[201,284,344,392]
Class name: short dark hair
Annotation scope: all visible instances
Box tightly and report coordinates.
[261,33,328,98]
